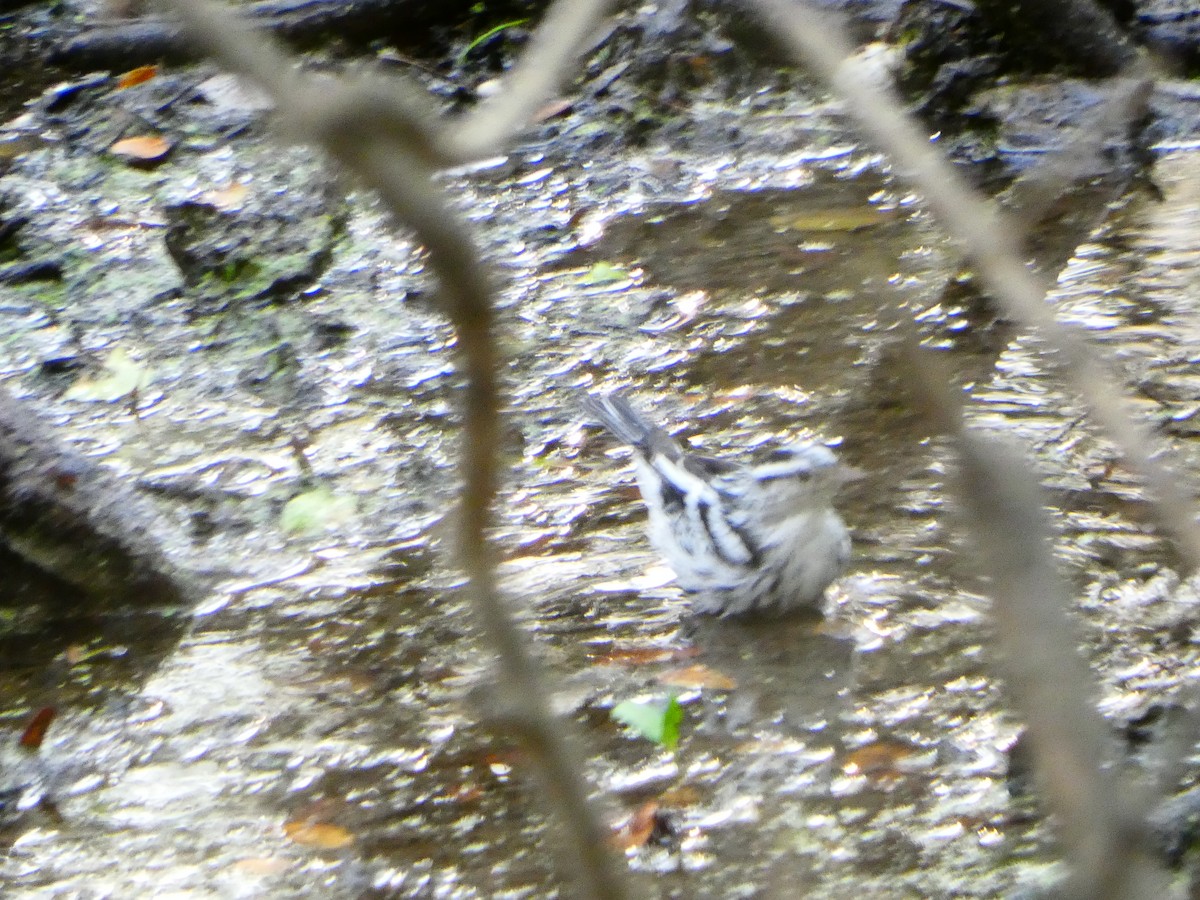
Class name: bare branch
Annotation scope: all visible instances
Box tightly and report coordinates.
[905,344,1174,899]
[155,1,630,896]
[744,0,1200,570]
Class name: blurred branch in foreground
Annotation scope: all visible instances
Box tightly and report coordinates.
[154,0,629,897]
[744,0,1200,574]
[751,0,1189,890]
[905,344,1174,899]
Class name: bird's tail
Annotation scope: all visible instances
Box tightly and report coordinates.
[582,392,660,452]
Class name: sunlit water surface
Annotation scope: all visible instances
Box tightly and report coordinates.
[1,72,1200,899]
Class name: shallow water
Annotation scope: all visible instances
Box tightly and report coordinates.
[1,56,1200,899]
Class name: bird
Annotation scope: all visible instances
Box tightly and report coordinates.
[583,391,851,617]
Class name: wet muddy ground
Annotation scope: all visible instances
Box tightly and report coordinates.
[1,21,1200,900]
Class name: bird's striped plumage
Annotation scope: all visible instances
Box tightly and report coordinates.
[585,392,850,616]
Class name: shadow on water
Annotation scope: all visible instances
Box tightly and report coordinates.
[684,616,856,733]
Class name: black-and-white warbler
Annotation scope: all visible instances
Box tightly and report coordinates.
[584,392,851,616]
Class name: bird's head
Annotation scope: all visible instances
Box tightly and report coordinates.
[748,442,854,513]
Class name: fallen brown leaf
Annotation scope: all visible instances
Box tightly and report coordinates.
[109,135,172,163]
[446,781,485,804]
[590,645,700,666]
[117,65,158,89]
[531,97,573,123]
[201,183,250,211]
[610,801,660,850]
[231,857,291,876]
[842,739,918,777]
[19,707,55,750]
[283,820,355,850]
[657,663,737,690]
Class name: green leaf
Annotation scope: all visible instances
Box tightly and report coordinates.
[64,347,148,402]
[612,695,683,750]
[459,18,529,63]
[281,487,356,535]
[579,261,629,286]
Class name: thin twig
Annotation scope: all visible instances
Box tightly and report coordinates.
[905,343,1174,898]
[156,1,630,896]
[745,0,1200,571]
